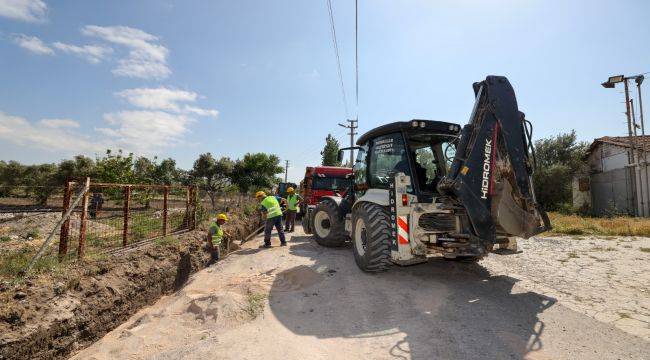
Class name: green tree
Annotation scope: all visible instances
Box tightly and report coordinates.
[23,163,58,205]
[533,130,588,211]
[0,161,26,196]
[231,153,284,194]
[56,155,96,183]
[321,134,341,166]
[94,150,135,184]
[191,153,234,210]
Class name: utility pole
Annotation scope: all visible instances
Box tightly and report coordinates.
[636,76,649,217]
[284,160,289,183]
[632,99,645,216]
[602,74,647,216]
[338,119,358,167]
[624,79,639,216]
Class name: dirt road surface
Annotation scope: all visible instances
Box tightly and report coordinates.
[74,226,649,359]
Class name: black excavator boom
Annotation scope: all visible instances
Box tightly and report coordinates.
[438,76,551,247]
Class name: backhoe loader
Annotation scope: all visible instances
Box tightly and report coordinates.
[310,76,551,271]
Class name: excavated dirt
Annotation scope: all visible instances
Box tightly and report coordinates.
[0,212,261,360]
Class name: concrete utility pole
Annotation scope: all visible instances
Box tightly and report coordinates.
[284,160,289,183]
[338,119,358,167]
[602,74,647,216]
[632,99,645,216]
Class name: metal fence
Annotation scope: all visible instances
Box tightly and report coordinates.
[58,179,198,259]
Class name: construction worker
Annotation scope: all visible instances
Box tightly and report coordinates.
[207,213,228,264]
[256,191,286,248]
[284,187,301,232]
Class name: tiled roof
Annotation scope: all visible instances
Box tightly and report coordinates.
[587,135,650,154]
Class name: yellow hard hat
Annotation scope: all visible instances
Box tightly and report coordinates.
[287,187,295,193]
[255,191,266,199]
[217,213,228,221]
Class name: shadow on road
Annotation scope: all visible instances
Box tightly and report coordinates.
[269,235,555,359]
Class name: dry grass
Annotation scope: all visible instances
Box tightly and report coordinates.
[546,212,650,237]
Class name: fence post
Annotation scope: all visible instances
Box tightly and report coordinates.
[123,186,131,247]
[163,186,169,236]
[192,186,198,230]
[77,177,90,259]
[58,178,72,261]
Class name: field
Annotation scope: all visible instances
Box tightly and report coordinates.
[546,212,650,237]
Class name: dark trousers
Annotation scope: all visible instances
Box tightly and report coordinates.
[284,210,297,231]
[208,246,221,266]
[264,216,286,245]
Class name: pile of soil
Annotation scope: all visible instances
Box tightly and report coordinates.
[0,212,262,359]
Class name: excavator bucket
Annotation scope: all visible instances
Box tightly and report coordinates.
[438,76,550,247]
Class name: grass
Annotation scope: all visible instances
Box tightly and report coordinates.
[0,236,10,242]
[0,247,60,280]
[245,292,267,318]
[640,247,650,253]
[547,212,650,237]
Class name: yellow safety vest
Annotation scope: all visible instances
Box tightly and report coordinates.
[261,196,283,218]
[287,194,299,211]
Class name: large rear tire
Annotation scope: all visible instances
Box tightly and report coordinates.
[303,208,312,234]
[312,200,346,247]
[352,202,392,272]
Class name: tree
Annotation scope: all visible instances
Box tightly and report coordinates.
[23,163,57,205]
[231,153,284,194]
[94,150,136,184]
[321,134,341,166]
[191,153,234,210]
[533,130,588,211]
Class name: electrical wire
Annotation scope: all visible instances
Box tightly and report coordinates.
[326,0,349,118]
[355,0,359,120]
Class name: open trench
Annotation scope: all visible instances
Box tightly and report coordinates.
[0,214,262,360]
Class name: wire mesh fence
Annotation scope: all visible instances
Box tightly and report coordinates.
[59,181,198,259]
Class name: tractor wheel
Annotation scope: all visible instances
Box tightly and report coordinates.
[312,200,346,247]
[352,202,392,272]
[302,209,312,234]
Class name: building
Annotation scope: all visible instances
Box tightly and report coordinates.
[574,136,650,216]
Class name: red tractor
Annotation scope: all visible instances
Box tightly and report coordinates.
[300,166,353,233]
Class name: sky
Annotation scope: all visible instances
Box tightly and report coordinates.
[0,0,649,183]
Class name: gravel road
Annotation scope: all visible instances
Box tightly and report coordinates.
[73,226,649,360]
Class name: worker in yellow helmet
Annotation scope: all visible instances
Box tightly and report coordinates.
[256,190,286,248]
[284,187,302,233]
[207,213,228,264]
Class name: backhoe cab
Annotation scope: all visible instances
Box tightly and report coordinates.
[310,76,550,272]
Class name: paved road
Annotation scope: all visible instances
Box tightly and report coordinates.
[74,226,650,359]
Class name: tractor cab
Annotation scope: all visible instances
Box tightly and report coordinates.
[349,120,461,203]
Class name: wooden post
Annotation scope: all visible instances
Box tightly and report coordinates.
[163,186,169,236]
[77,178,90,259]
[123,186,131,247]
[58,178,73,260]
[185,186,191,229]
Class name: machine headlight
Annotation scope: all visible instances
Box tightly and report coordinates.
[419,121,426,128]
[411,121,419,128]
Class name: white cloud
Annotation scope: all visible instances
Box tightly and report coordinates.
[115,87,218,118]
[0,0,46,22]
[98,110,193,152]
[52,42,113,64]
[115,87,196,112]
[82,25,170,80]
[39,118,80,128]
[0,112,101,153]
[12,34,53,55]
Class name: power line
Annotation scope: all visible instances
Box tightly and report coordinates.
[355,0,359,119]
[326,0,349,118]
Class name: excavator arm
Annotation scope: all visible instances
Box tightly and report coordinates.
[438,76,551,247]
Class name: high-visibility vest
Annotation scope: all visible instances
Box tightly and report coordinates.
[287,194,299,211]
[209,221,224,245]
[261,196,283,218]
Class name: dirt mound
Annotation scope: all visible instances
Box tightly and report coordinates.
[0,211,262,360]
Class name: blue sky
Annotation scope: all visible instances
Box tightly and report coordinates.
[0,0,648,183]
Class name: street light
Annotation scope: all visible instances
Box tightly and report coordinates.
[601,75,625,88]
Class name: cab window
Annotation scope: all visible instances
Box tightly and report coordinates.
[368,133,409,189]
[353,145,368,189]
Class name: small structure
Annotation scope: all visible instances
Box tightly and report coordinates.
[574,136,650,216]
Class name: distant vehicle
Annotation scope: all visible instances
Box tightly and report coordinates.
[300,166,353,233]
[276,182,298,198]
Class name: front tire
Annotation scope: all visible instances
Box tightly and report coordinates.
[312,200,346,247]
[352,202,392,272]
